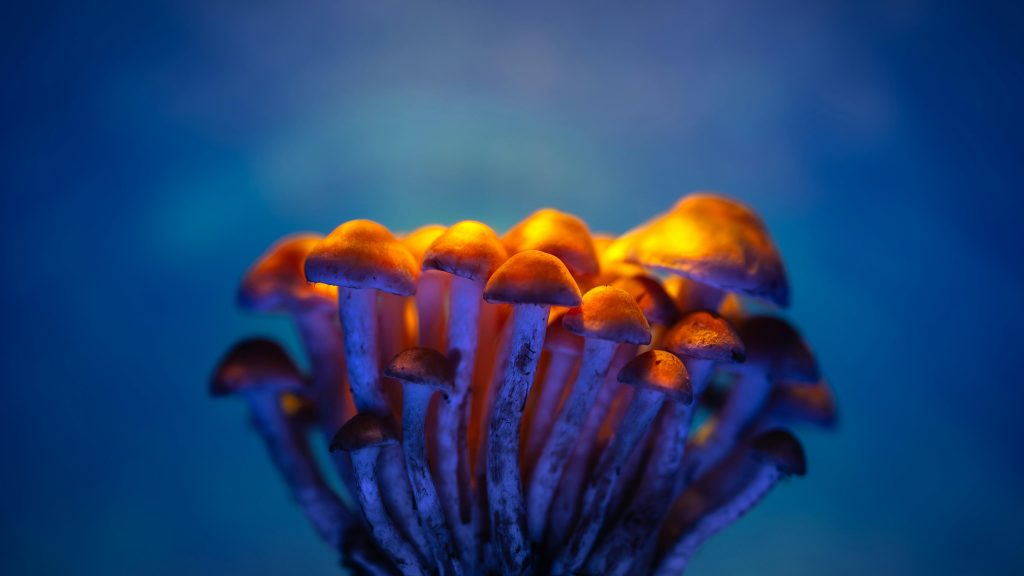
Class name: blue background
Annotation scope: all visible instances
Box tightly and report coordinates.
[3,1,1022,574]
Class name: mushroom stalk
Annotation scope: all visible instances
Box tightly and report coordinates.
[524,348,577,465]
[654,464,784,576]
[685,368,770,483]
[555,386,667,574]
[527,338,616,542]
[246,390,352,548]
[487,303,550,575]
[436,275,484,568]
[337,287,388,414]
[402,384,460,575]
[348,446,430,576]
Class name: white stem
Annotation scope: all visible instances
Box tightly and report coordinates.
[337,288,388,414]
[437,276,484,569]
[654,464,783,576]
[487,303,549,576]
[350,449,429,576]
[246,390,352,548]
[685,369,771,484]
[403,386,460,574]
[555,387,665,574]
[524,350,577,466]
[527,339,616,542]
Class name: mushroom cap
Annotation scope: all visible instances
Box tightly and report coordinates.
[384,347,454,393]
[768,378,838,428]
[545,313,584,355]
[738,316,819,383]
[563,286,652,345]
[617,350,692,403]
[610,275,680,326]
[401,224,447,263]
[238,234,337,313]
[330,413,399,452]
[423,220,509,282]
[503,209,600,278]
[210,338,303,396]
[483,250,582,307]
[750,428,807,476]
[664,310,745,362]
[305,220,420,296]
[606,194,790,306]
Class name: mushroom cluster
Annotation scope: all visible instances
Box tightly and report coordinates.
[212,193,835,575]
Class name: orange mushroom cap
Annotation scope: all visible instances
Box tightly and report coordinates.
[484,250,582,307]
[238,234,336,313]
[663,310,745,363]
[563,286,651,345]
[617,349,692,403]
[503,209,600,279]
[305,220,420,296]
[423,220,509,282]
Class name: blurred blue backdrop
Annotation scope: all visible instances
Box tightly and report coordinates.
[2,1,1022,574]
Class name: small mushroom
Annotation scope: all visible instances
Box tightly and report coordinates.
[527,286,650,543]
[586,311,744,575]
[305,220,432,558]
[684,315,818,482]
[761,377,838,429]
[503,208,601,282]
[654,429,806,576]
[331,414,429,576]
[211,338,353,549]
[483,250,582,575]
[422,220,509,568]
[554,350,691,574]
[605,193,790,308]
[384,347,461,574]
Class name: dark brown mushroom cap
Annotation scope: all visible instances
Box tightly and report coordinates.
[545,313,584,355]
[238,234,336,313]
[384,347,454,393]
[750,428,807,476]
[664,310,745,363]
[617,350,692,403]
[483,250,582,307]
[210,338,304,396]
[563,286,651,345]
[738,316,819,383]
[304,220,420,296]
[423,220,509,282]
[330,413,399,452]
[768,379,838,428]
[502,209,600,278]
[607,194,790,306]
[610,275,680,326]
[401,224,447,264]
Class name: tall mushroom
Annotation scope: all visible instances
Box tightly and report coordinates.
[304,219,431,557]
[527,286,650,543]
[654,429,806,576]
[483,249,582,575]
[331,414,430,576]
[421,220,508,569]
[554,350,691,574]
[605,193,789,312]
[684,315,818,483]
[384,347,461,575]
[585,310,744,575]
[211,338,353,550]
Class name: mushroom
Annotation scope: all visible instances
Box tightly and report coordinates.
[585,310,744,575]
[554,350,691,574]
[605,193,790,311]
[761,377,838,429]
[211,338,352,550]
[422,220,509,568]
[502,208,601,282]
[684,315,818,483]
[331,414,430,576]
[384,347,461,574]
[305,219,432,558]
[654,429,806,576]
[527,286,650,543]
[482,249,582,575]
